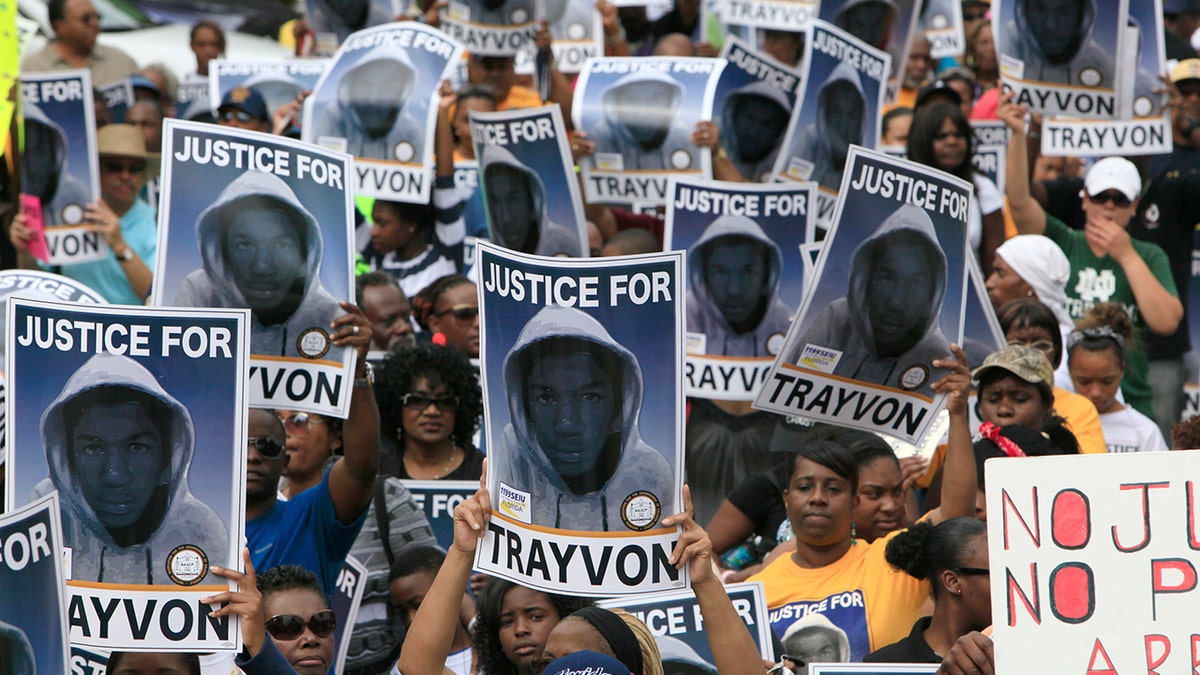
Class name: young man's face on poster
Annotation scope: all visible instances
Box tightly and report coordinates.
[486,165,537,247]
[705,240,769,326]
[525,351,616,478]
[1026,0,1085,61]
[71,401,165,530]
[224,207,305,314]
[867,241,934,355]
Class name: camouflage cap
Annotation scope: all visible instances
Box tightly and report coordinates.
[971,344,1054,386]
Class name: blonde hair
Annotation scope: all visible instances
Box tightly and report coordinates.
[612,608,664,675]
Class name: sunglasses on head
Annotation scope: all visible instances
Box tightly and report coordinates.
[435,304,479,323]
[1088,190,1131,208]
[219,109,256,123]
[265,610,336,640]
[282,412,324,437]
[248,436,286,460]
[401,393,459,411]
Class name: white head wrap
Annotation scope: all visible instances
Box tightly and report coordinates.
[994,235,1074,331]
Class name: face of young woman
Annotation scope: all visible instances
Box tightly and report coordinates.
[977,375,1048,430]
[498,586,562,673]
[853,457,905,542]
[932,117,968,172]
[785,457,857,548]
[1069,347,1123,414]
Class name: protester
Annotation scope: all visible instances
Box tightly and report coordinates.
[276,410,342,499]
[390,546,475,675]
[966,21,999,100]
[107,652,202,675]
[23,0,139,86]
[534,607,664,675]
[178,20,224,123]
[357,272,416,353]
[412,275,480,359]
[893,34,933,110]
[258,565,338,674]
[362,199,457,297]
[217,87,272,132]
[472,580,595,675]
[1171,414,1200,449]
[880,107,913,147]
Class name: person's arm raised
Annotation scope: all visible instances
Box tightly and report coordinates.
[928,344,977,523]
[998,90,1046,235]
[327,302,380,524]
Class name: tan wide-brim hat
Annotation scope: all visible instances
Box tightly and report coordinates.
[97,124,161,180]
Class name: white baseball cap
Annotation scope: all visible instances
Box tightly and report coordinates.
[1083,157,1141,202]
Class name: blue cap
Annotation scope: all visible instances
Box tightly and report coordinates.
[218,86,269,122]
[129,74,161,96]
[542,651,633,675]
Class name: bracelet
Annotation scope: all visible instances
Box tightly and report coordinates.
[713,146,728,162]
[605,25,626,46]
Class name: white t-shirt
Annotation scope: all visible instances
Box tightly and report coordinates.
[1100,406,1169,453]
[969,173,1004,254]
[390,647,472,675]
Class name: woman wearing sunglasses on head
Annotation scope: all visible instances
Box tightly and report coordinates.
[376,343,484,481]
[275,410,343,498]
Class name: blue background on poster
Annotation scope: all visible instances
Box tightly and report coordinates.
[405,481,477,550]
[994,0,1121,74]
[213,61,328,107]
[0,504,67,674]
[26,72,96,204]
[793,25,881,153]
[603,585,770,664]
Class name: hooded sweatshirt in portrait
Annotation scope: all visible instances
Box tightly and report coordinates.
[175,170,341,358]
[1002,0,1113,86]
[792,61,868,192]
[33,354,228,584]
[720,82,792,182]
[22,102,92,227]
[305,0,394,44]
[479,145,580,256]
[795,204,950,398]
[686,214,793,357]
[594,71,696,171]
[496,306,672,531]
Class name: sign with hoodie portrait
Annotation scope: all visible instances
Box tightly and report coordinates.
[152,119,358,418]
[715,36,803,183]
[18,70,102,265]
[473,242,686,596]
[994,0,1126,118]
[817,0,918,99]
[719,0,817,32]
[544,0,603,74]
[305,0,403,51]
[469,105,587,257]
[1039,0,1169,154]
[209,58,330,125]
[0,494,70,675]
[755,147,971,446]
[665,177,813,400]
[439,0,539,56]
[5,298,250,650]
[774,22,890,235]
[918,0,965,58]
[573,57,726,210]
[98,77,133,124]
[403,479,478,549]
[303,23,464,203]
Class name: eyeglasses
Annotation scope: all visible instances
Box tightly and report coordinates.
[72,12,101,24]
[401,393,459,411]
[248,436,286,460]
[434,304,479,323]
[219,109,256,124]
[954,567,991,576]
[282,412,325,438]
[101,159,147,175]
[1007,339,1055,353]
[1087,190,1131,208]
[265,610,336,640]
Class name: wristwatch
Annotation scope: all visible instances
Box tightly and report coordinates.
[116,247,135,262]
[354,362,375,389]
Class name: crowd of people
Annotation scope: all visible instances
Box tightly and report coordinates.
[8,0,1200,672]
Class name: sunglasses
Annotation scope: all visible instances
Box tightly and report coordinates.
[219,109,257,124]
[401,393,459,411]
[248,436,286,460]
[1179,85,1200,99]
[1088,190,1131,208]
[265,610,336,640]
[101,159,147,175]
[282,412,324,437]
[434,304,479,323]
[955,567,991,576]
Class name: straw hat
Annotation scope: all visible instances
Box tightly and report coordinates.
[97,124,160,180]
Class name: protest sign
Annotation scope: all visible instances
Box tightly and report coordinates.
[665,177,812,400]
[331,556,369,674]
[404,480,477,549]
[599,582,775,663]
[986,452,1200,673]
[304,23,463,202]
[6,299,250,650]
[473,242,686,596]
[1040,0,1169,155]
[756,146,970,445]
[0,494,69,674]
[774,23,890,234]
[970,120,1008,194]
[153,119,357,417]
[817,0,918,98]
[995,0,1125,118]
[919,0,965,58]
[545,0,602,74]
[720,0,817,32]
[470,104,586,257]
[1185,229,1200,418]
[176,74,213,123]
[210,58,329,123]
[574,57,725,210]
[98,77,133,123]
[809,666,939,674]
[19,70,101,264]
[306,0,402,49]
[715,36,802,182]
[439,0,538,56]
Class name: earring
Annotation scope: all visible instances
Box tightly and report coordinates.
[850,522,857,546]
[1026,290,1034,297]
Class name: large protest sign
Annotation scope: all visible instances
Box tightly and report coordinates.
[574,57,725,210]
[919,0,965,58]
[474,242,686,596]
[995,0,1125,118]
[985,452,1200,673]
[755,147,970,445]
[210,58,329,123]
[0,494,69,673]
[303,23,463,202]
[306,0,402,50]
[19,70,101,264]
[774,23,890,233]
[98,78,133,124]
[599,582,775,663]
[439,0,538,56]
[331,556,369,674]
[177,74,213,123]
[715,36,803,183]
[1040,0,1169,155]
[545,0,602,74]
[720,0,817,32]
[970,120,1008,194]
[470,105,586,257]
[404,480,477,549]
[153,119,357,417]
[666,177,813,400]
[6,299,249,650]
[817,0,918,97]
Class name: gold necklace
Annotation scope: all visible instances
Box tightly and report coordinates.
[405,446,462,479]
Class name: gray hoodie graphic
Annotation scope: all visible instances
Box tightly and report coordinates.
[593,71,696,171]
[33,354,228,584]
[305,0,394,44]
[686,214,793,357]
[1003,0,1114,86]
[794,204,950,397]
[175,171,341,358]
[22,102,92,226]
[720,81,792,183]
[480,145,581,256]
[791,61,868,191]
[496,306,672,531]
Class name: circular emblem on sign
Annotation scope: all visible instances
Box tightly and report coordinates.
[297,327,331,359]
[1144,203,1160,226]
[899,364,929,391]
[930,13,949,28]
[1132,96,1153,117]
[166,545,209,586]
[566,22,586,39]
[670,149,692,170]
[621,491,661,531]
[62,203,84,225]
[394,141,415,163]
[511,7,529,22]
[766,332,786,356]
[1079,68,1102,87]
